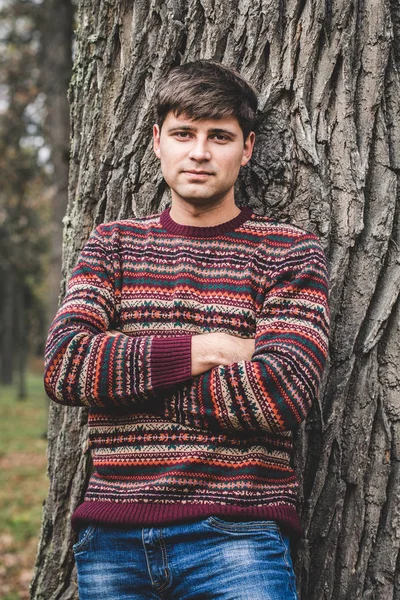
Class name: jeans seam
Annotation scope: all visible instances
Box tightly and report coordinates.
[157,529,171,592]
[73,524,96,554]
[142,528,171,593]
[207,516,279,533]
[142,528,157,590]
[277,528,297,598]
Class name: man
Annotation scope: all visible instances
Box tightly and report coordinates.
[44,60,329,599]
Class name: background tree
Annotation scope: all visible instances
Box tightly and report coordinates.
[31,0,400,598]
[0,0,74,396]
[38,0,74,323]
[0,0,50,394]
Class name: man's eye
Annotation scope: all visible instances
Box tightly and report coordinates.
[211,134,229,142]
[174,132,190,138]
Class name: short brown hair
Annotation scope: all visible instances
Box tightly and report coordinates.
[155,60,258,139]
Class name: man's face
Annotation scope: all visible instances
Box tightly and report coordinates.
[153,113,255,207]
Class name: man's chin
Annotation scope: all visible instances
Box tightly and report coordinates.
[172,186,227,203]
[173,194,222,205]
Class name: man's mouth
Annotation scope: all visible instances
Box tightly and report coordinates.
[183,170,214,177]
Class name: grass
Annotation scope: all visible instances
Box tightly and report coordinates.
[0,369,49,600]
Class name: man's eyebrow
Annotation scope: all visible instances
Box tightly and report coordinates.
[167,125,237,137]
[167,125,195,132]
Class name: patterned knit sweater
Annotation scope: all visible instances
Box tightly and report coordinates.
[44,206,330,537]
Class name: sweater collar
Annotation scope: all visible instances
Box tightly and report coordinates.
[160,206,253,238]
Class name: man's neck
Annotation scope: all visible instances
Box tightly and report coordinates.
[169,197,241,228]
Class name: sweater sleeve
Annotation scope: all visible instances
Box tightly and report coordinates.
[166,233,330,434]
[44,225,192,407]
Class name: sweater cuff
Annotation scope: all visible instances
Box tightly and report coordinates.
[150,336,192,390]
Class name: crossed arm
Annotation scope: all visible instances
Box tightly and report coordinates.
[44,225,329,434]
[106,328,255,377]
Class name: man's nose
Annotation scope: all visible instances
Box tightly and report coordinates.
[188,138,211,161]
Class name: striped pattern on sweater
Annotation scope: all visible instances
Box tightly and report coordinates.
[44,206,330,536]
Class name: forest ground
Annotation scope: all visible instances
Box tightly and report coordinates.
[0,365,48,600]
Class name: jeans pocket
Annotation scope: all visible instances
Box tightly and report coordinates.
[205,516,280,534]
[73,524,97,554]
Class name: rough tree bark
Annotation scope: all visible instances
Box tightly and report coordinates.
[31,1,400,598]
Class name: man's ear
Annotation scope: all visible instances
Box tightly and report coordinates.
[241,131,255,167]
[153,124,161,159]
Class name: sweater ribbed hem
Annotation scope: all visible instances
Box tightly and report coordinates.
[160,206,253,238]
[71,500,302,538]
[150,335,192,389]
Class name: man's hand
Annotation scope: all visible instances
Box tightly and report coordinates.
[191,333,255,377]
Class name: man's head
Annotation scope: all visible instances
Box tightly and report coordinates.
[154,60,258,141]
[153,61,257,212]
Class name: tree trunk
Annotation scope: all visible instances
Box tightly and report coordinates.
[40,0,74,325]
[1,269,14,385]
[31,1,400,598]
[15,281,27,400]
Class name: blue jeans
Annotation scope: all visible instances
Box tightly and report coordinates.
[73,518,298,599]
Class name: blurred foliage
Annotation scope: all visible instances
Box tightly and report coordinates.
[0,369,48,599]
[0,0,52,384]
